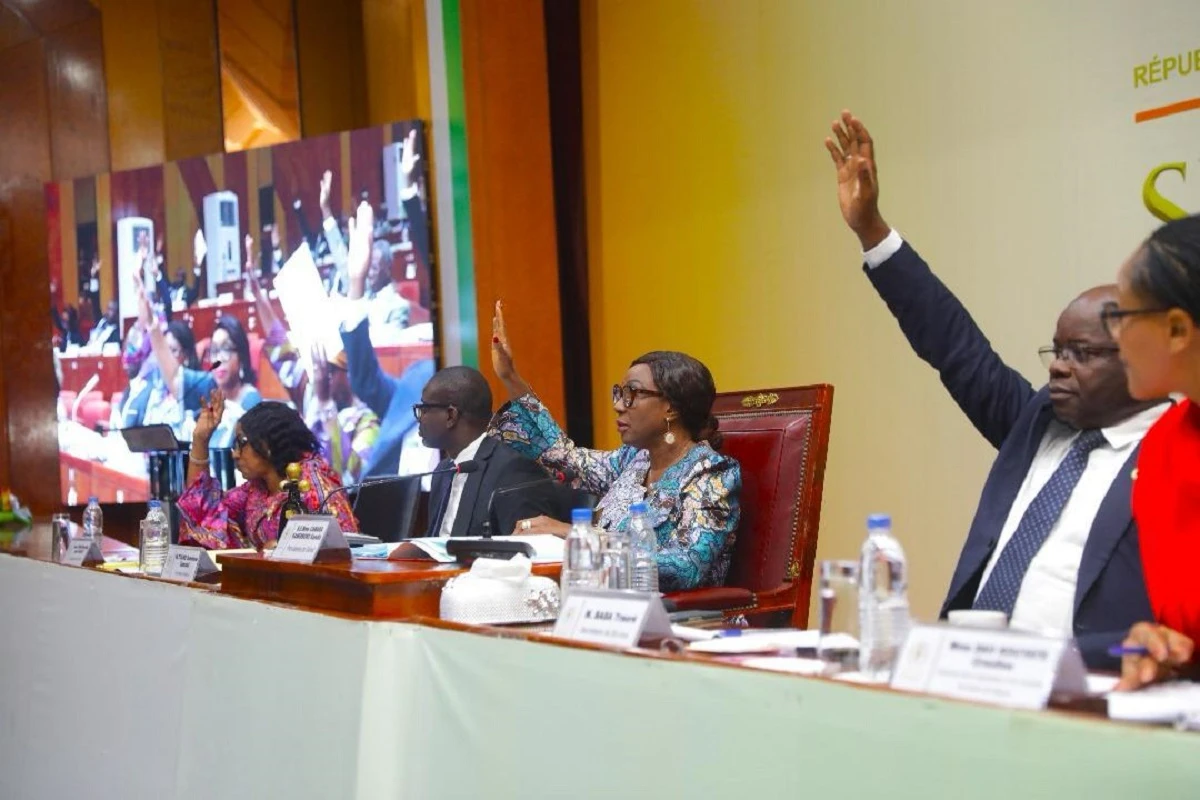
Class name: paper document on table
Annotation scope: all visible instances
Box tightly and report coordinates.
[1108,682,1200,723]
[388,535,564,563]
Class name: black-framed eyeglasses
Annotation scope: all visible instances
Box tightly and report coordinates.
[1099,304,1172,337]
[1038,344,1120,369]
[412,402,455,420]
[232,434,251,452]
[612,384,664,409]
[209,343,237,358]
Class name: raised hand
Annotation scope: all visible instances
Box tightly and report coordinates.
[310,344,331,403]
[1115,622,1195,691]
[491,300,516,382]
[319,169,334,219]
[193,389,226,447]
[346,200,374,300]
[400,129,420,179]
[825,110,889,249]
[243,234,263,297]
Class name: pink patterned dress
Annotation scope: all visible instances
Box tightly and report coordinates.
[178,453,358,550]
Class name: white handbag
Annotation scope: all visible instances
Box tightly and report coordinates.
[440,554,560,624]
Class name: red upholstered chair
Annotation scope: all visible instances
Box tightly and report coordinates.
[664,384,834,627]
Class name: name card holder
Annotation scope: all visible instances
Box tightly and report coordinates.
[890,624,1087,710]
[270,515,351,565]
[62,538,104,568]
[553,589,672,649]
[160,545,220,584]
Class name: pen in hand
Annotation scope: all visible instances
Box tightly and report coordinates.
[1108,645,1151,657]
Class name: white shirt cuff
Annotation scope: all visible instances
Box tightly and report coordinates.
[340,297,370,333]
[862,229,903,270]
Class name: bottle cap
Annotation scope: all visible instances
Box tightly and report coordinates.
[867,513,891,530]
[571,508,593,523]
[88,495,99,503]
[148,500,161,509]
[630,501,649,514]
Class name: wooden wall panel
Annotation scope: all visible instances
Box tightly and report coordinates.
[458,0,565,420]
[294,0,367,138]
[361,0,419,125]
[0,37,62,513]
[157,0,223,161]
[100,0,165,171]
[45,18,110,181]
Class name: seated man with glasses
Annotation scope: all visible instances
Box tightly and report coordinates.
[826,110,1170,667]
[414,366,567,537]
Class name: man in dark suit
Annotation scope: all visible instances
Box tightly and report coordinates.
[415,366,566,537]
[827,110,1169,668]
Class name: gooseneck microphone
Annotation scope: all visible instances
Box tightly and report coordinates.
[317,459,480,514]
[479,472,564,538]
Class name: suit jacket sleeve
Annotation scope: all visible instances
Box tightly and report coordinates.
[866,241,1036,450]
[341,316,398,420]
[491,456,569,536]
[402,194,430,278]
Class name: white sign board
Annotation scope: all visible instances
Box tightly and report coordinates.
[159,545,218,582]
[553,589,672,648]
[270,515,348,564]
[890,624,1087,710]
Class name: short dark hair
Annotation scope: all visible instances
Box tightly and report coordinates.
[427,366,493,421]
[166,320,200,371]
[215,314,257,386]
[630,351,721,448]
[1136,214,1200,322]
[238,401,320,477]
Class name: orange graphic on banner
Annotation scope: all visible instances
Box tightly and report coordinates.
[1135,96,1200,124]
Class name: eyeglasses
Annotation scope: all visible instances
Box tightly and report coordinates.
[612,384,664,409]
[232,434,251,452]
[1099,304,1171,337]
[210,343,237,358]
[1038,344,1120,369]
[412,402,455,420]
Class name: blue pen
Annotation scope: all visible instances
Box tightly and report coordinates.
[1108,645,1151,657]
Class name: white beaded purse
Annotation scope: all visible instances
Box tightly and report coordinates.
[440,554,560,624]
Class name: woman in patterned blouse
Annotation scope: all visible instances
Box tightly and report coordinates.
[178,392,358,549]
[489,302,741,591]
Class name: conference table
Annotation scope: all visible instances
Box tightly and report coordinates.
[1,533,1197,799]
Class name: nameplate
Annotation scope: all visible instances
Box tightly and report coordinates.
[890,624,1087,710]
[553,589,672,648]
[160,545,218,583]
[63,538,103,567]
[270,515,351,564]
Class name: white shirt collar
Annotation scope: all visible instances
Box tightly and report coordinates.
[1097,402,1172,450]
[454,432,488,466]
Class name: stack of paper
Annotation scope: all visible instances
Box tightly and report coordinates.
[1108,682,1200,723]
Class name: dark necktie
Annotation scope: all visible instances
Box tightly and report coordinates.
[973,429,1108,615]
[426,459,455,537]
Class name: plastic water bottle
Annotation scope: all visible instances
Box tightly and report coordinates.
[858,513,911,680]
[561,508,603,597]
[629,502,659,593]
[82,496,103,542]
[603,521,632,590]
[139,500,170,576]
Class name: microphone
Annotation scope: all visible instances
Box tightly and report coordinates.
[480,471,565,538]
[316,459,480,514]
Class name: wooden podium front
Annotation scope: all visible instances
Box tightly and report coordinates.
[220,554,561,619]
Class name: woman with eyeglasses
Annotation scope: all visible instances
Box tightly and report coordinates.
[139,280,262,415]
[177,392,358,549]
[489,302,741,591]
[1104,214,1200,690]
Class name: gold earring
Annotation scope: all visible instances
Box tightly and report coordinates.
[664,417,676,445]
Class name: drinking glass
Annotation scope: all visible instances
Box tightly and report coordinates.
[817,559,860,669]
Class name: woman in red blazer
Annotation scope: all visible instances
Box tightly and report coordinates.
[1107,214,1200,689]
